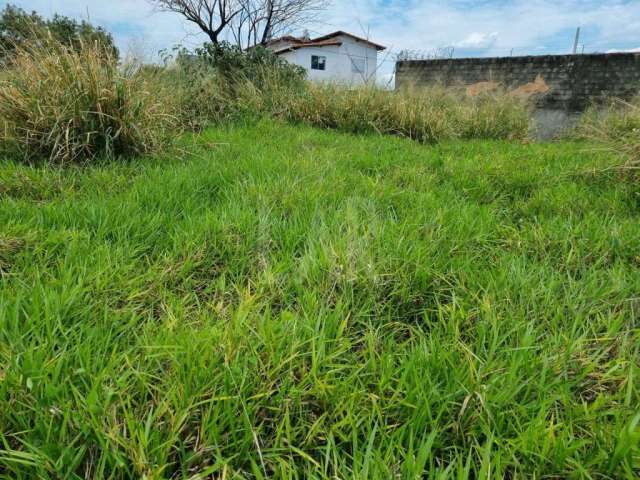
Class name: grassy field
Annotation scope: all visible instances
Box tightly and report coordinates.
[1,120,639,478]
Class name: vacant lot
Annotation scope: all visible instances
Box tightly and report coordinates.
[1,120,639,478]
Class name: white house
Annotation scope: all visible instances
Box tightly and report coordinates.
[266,31,386,85]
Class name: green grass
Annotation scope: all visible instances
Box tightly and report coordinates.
[1,120,639,478]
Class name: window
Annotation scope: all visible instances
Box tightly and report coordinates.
[311,55,326,71]
[351,58,366,75]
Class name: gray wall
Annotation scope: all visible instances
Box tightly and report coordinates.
[396,53,640,112]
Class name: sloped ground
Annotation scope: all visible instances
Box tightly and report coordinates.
[1,120,638,478]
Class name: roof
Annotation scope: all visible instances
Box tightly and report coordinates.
[273,39,343,54]
[267,36,303,45]
[311,31,386,51]
[267,31,386,55]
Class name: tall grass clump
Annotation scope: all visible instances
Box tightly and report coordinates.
[578,96,640,169]
[0,35,176,164]
[259,82,531,143]
[150,62,230,131]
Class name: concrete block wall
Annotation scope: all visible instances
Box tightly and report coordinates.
[396,53,640,112]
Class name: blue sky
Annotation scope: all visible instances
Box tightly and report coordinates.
[6,0,640,80]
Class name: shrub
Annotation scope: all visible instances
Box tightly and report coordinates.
[0,35,176,164]
[184,42,305,89]
[155,43,306,131]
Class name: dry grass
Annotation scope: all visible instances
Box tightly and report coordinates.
[577,96,640,170]
[0,36,177,164]
[255,81,532,143]
[154,61,532,143]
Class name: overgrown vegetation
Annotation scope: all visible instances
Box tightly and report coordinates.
[183,41,307,86]
[276,83,531,142]
[577,96,640,169]
[157,44,531,142]
[0,33,532,164]
[161,42,306,129]
[0,37,175,164]
[1,121,638,478]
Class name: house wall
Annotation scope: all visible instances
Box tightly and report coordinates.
[280,35,379,85]
[280,45,342,83]
[337,36,379,85]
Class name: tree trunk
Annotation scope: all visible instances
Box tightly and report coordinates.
[259,0,273,45]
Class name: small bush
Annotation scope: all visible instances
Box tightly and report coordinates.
[159,42,306,130]
[184,42,305,89]
[0,36,176,164]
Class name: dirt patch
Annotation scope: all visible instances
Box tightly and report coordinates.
[466,81,500,97]
[509,74,551,99]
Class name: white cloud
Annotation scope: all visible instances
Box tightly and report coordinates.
[606,47,640,53]
[455,32,499,49]
[322,1,640,53]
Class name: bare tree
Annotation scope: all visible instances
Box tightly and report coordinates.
[148,0,244,44]
[150,0,329,49]
[231,0,329,49]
